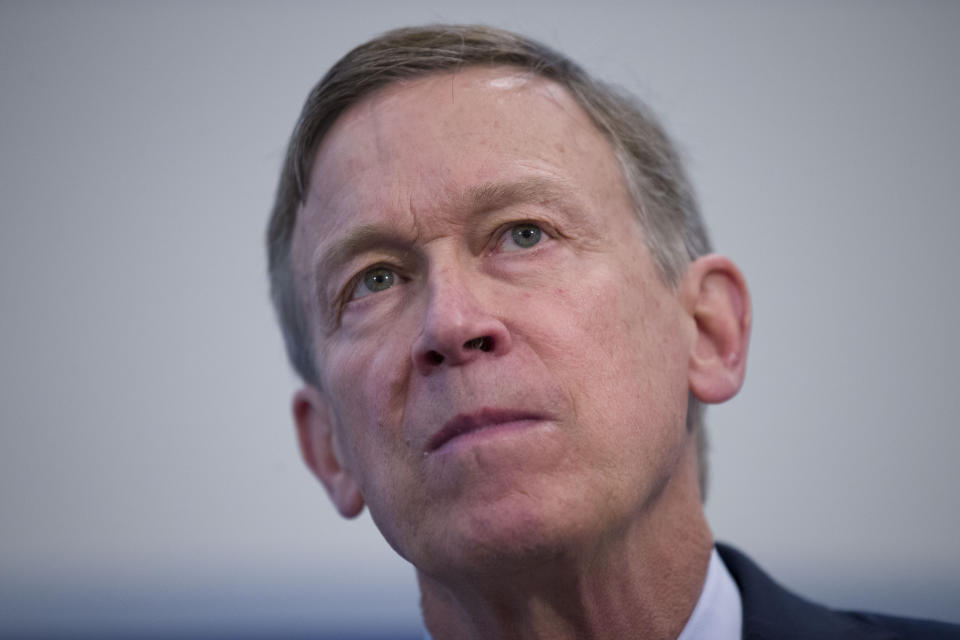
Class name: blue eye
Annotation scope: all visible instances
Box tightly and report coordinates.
[507,223,542,250]
[354,266,395,299]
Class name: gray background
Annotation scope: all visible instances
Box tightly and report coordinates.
[2,1,958,636]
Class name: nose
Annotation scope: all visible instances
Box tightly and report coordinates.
[411,269,512,375]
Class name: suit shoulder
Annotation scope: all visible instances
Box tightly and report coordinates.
[847,612,960,639]
[716,543,960,640]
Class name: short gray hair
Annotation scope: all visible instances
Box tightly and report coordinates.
[266,24,714,498]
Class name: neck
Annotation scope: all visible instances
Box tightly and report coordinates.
[417,442,713,640]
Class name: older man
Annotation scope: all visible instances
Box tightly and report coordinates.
[267,25,958,640]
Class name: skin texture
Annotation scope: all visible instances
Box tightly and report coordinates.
[290,67,751,639]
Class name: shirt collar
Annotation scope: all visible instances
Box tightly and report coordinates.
[676,546,743,640]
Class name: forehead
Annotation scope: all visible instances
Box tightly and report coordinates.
[304,67,624,218]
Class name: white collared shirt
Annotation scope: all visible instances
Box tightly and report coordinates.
[676,547,743,640]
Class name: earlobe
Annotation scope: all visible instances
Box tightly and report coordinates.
[682,254,752,404]
[293,386,365,518]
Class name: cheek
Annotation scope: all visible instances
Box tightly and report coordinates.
[540,268,688,427]
[322,333,415,477]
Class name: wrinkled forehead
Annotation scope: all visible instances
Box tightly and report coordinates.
[298,66,621,233]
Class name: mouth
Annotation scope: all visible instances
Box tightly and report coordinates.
[426,408,545,453]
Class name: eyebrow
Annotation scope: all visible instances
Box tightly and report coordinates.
[460,176,575,214]
[315,223,411,284]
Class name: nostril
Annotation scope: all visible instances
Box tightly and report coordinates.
[464,336,493,352]
[426,351,445,365]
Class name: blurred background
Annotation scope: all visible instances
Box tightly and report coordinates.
[2,1,958,637]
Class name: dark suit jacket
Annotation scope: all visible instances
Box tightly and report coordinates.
[716,544,960,639]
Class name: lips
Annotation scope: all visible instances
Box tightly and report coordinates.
[426,408,544,453]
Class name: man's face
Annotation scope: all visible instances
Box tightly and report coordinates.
[291,67,697,577]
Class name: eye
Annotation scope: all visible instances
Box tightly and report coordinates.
[503,223,543,251]
[352,266,396,299]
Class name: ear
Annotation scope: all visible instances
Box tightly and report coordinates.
[681,254,752,404]
[293,386,365,518]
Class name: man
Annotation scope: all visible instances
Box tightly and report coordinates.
[267,25,958,639]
